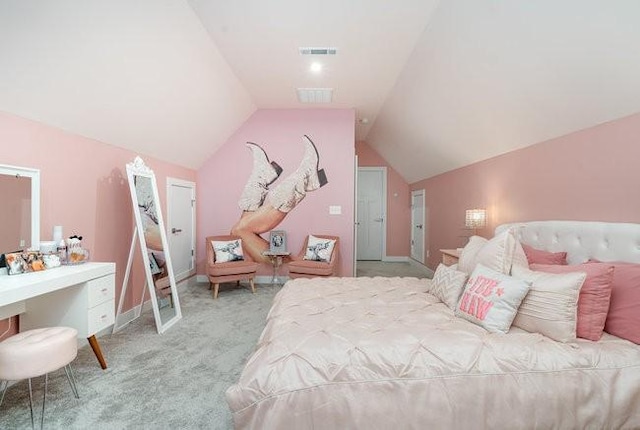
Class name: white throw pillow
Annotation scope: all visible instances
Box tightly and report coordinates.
[455,264,530,334]
[303,235,336,262]
[429,263,469,311]
[458,236,488,274]
[510,265,585,342]
[458,228,519,276]
[475,228,519,275]
[212,239,245,263]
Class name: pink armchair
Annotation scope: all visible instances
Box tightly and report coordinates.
[206,235,260,299]
[288,235,339,279]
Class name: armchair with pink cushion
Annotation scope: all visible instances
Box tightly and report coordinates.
[206,235,260,299]
[288,235,339,279]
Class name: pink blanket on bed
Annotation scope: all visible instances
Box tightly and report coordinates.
[227,276,640,429]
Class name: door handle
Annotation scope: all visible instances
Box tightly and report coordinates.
[373,218,384,222]
[415,224,423,229]
[171,228,182,234]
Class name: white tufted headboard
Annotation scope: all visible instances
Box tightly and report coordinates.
[495,220,640,265]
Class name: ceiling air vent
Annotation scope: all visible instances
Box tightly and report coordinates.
[296,88,333,103]
[299,47,337,55]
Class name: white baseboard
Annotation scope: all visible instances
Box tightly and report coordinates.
[382,256,410,262]
[196,274,285,285]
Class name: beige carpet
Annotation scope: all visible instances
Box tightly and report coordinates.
[356,260,433,278]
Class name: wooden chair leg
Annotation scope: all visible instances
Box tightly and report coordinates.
[250,278,256,294]
[213,283,220,299]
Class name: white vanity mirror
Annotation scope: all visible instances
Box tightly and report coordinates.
[119,157,182,333]
[0,164,40,273]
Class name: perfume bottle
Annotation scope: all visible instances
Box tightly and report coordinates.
[57,239,67,264]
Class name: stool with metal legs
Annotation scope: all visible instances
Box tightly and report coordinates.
[0,327,80,429]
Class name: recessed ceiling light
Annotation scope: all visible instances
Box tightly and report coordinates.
[310,62,323,73]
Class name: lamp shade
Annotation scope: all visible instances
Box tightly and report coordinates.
[465,209,486,229]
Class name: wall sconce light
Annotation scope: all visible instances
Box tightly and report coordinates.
[465,209,487,235]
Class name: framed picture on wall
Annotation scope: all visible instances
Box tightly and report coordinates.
[269,230,287,253]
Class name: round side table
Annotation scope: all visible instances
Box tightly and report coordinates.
[262,251,291,285]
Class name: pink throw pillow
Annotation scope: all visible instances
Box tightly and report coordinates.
[530,263,614,341]
[522,244,567,265]
[588,260,640,344]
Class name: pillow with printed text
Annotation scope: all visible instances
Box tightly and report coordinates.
[455,264,530,334]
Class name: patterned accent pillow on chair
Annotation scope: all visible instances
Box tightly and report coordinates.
[212,239,245,263]
[303,235,336,262]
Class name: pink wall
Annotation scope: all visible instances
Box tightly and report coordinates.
[411,113,640,269]
[197,109,356,277]
[355,141,411,258]
[0,111,196,340]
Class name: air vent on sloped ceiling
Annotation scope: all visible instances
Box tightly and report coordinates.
[296,88,333,104]
[299,47,337,55]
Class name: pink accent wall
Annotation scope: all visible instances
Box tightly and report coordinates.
[0,111,196,340]
[355,141,411,258]
[197,109,356,277]
[411,113,640,269]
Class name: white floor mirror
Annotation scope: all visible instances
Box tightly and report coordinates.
[114,156,182,334]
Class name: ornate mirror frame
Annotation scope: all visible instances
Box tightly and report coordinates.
[124,157,182,333]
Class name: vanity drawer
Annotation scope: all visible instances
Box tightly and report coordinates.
[88,299,115,335]
[88,274,115,308]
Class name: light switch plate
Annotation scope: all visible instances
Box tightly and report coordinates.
[329,205,342,215]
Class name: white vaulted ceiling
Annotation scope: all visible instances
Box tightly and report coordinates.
[0,0,256,168]
[1,1,639,182]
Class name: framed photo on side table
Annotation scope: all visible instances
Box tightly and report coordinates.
[269,230,287,253]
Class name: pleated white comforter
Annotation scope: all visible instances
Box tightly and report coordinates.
[226,276,640,429]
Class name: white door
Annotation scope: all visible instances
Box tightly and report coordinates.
[357,168,385,260]
[167,178,195,281]
[411,189,425,263]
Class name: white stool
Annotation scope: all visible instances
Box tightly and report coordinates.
[0,327,80,429]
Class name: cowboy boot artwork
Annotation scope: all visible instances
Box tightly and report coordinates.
[238,142,283,212]
[267,135,328,213]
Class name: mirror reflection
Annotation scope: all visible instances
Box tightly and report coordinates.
[134,175,177,325]
[122,157,182,333]
[0,164,40,260]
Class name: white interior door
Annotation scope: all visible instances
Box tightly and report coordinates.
[167,178,195,280]
[357,168,385,260]
[411,189,425,263]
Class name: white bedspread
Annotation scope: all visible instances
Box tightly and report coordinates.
[226,276,640,429]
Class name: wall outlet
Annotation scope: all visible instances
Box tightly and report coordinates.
[329,205,342,215]
[426,250,430,258]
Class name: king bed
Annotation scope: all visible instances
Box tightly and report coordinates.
[226,221,640,429]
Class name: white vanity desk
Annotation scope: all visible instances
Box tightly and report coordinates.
[0,262,116,369]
